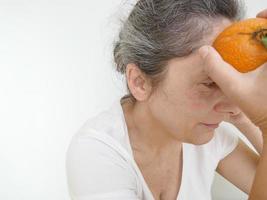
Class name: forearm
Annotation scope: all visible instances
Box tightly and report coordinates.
[248,133,267,200]
[234,120,263,155]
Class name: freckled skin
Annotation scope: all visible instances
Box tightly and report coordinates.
[128,18,242,145]
[122,17,245,200]
[185,89,207,110]
[189,100,206,110]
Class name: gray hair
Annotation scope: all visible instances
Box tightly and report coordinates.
[113,0,246,104]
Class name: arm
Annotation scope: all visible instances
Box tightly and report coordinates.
[221,134,267,198]
[197,15,267,198]
[245,9,267,199]
[232,117,263,155]
[216,135,259,194]
[215,114,263,194]
[249,133,267,200]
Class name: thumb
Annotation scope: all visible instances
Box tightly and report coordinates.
[198,45,267,131]
[256,9,267,18]
[198,45,243,100]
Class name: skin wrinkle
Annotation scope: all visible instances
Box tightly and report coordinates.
[114,2,247,199]
[124,18,242,149]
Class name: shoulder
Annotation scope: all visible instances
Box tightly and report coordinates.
[66,99,134,170]
[66,130,132,168]
[214,122,239,157]
[75,100,131,150]
[187,122,239,163]
[206,122,239,161]
[66,132,139,199]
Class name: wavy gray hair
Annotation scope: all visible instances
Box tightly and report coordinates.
[113,0,246,104]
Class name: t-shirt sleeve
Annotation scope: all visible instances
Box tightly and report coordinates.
[215,123,239,160]
[65,134,140,200]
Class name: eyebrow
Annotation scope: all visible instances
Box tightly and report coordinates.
[194,71,208,80]
[203,78,214,82]
[194,73,214,83]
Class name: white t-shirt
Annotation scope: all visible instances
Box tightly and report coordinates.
[66,96,239,200]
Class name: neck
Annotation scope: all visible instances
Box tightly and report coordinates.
[121,98,181,154]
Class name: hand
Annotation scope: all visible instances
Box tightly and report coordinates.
[197,46,267,134]
[212,10,266,128]
[256,8,267,18]
[201,9,267,133]
[224,110,252,126]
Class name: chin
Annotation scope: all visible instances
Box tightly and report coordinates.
[188,129,216,145]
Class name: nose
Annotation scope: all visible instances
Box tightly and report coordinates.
[213,96,241,116]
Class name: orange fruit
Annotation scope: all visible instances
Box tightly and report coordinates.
[213,18,267,73]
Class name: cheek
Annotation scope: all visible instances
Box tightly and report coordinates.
[190,101,206,110]
[184,89,212,111]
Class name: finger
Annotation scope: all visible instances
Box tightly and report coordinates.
[245,61,267,90]
[198,45,243,98]
[256,9,267,18]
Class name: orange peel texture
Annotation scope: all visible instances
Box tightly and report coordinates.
[213,18,267,73]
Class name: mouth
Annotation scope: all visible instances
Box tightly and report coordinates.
[200,123,220,129]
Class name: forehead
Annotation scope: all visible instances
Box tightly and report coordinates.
[166,18,232,80]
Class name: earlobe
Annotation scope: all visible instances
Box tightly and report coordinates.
[132,76,152,101]
[126,63,151,101]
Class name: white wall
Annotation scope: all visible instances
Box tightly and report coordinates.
[0,0,266,200]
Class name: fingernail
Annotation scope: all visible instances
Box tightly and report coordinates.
[198,46,210,59]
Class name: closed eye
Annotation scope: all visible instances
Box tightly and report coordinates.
[202,82,217,88]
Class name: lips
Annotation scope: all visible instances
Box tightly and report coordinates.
[201,123,220,128]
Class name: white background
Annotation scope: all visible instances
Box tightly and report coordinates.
[0,0,267,199]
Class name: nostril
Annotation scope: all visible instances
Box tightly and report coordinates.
[230,110,242,116]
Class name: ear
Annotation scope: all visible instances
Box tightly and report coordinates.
[126,63,152,101]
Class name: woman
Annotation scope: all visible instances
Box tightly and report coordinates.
[66,1,267,199]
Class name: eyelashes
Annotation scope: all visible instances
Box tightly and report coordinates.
[202,81,217,88]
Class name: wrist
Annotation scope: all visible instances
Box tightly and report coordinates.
[233,119,259,133]
[261,129,267,143]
